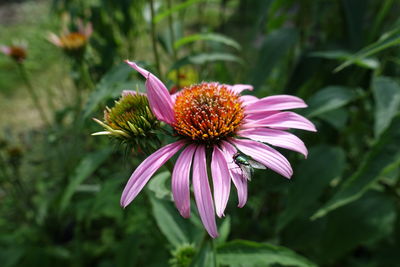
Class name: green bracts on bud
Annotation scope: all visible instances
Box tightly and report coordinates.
[92,93,161,145]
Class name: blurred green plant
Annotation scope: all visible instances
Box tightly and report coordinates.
[1,0,400,266]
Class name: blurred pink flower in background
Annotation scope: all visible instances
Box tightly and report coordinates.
[121,61,316,238]
[48,18,92,51]
[1,42,27,63]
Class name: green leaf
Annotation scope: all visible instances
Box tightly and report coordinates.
[277,146,346,231]
[148,187,202,247]
[217,240,317,267]
[148,171,171,199]
[170,53,244,70]
[59,148,112,212]
[335,26,400,72]
[83,62,140,118]
[372,76,400,137]
[154,0,204,24]
[304,86,359,118]
[318,108,349,130]
[312,114,400,220]
[319,192,396,262]
[250,28,298,89]
[311,50,380,70]
[174,33,241,50]
[191,241,216,267]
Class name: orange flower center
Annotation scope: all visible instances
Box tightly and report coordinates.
[60,32,87,50]
[10,46,26,62]
[173,83,244,144]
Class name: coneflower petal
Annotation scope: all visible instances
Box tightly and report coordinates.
[238,128,308,157]
[246,95,308,113]
[211,146,231,217]
[226,84,253,94]
[120,140,185,207]
[221,141,248,208]
[125,60,175,124]
[231,138,293,179]
[172,144,197,218]
[243,111,317,132]
[192,145,218,238]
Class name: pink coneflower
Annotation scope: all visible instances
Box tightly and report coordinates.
[1,43,27,63]
[121,61,316,238]
[48,19,92,51]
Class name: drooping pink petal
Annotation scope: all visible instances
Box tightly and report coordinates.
[221,141,248,208]
[238,128,308,157]
[231,138,293,178]
[226,84,254,94]
[243,111,317,132]
[172,144,197,218]
[120,140,185,207]
[125,60,175,125]
[192,145,218,238]
[211,146,231,217]
[246,95,308,113]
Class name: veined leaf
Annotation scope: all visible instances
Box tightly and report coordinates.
[218,240,317,267]
[312,114,400,220]
[174,33,241,50]
[311,50,380,70]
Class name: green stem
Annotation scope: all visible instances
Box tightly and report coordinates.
[167,0,180,88]
[17,63,51,126]
[149,0,162,77]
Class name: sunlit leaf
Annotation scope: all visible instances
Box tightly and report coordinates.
[174,33,241,50]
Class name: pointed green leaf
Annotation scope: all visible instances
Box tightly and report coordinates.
[312,114,400,220]
[218,240,317,267]
[372,76,400,137]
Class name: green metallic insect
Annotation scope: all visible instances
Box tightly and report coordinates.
[232,152,266,180]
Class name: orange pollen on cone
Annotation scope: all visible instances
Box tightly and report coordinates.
[60,32,87,50]
[173,83,244,143]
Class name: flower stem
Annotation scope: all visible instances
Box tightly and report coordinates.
[149,0,162,77]
[167,0,180,88]
[17,63,51,126]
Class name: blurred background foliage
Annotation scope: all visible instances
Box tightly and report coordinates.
[1,0,400,266]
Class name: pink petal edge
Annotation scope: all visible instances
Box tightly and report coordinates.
[125,60,175,125]
[172,144,197,218]
[120,140,185,207]
[231,138,293,179]
[192,145,219,238]
[238,128,308,157]
[220,141,248,208]
[211,146,231,218]
[246,95,308,113]
[243,111,317,132]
